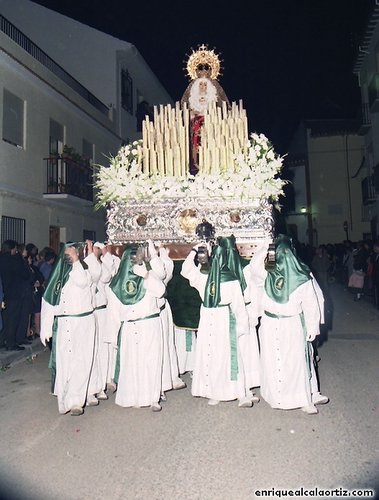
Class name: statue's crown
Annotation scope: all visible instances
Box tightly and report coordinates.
[184,44,222,81]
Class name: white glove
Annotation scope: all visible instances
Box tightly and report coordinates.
[159,246,169,259]
[40,330,52,347]
[147,239,157,258]
[307,332,317,342]
[133,262,148,278]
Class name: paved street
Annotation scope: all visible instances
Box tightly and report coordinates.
[0,283,378,500]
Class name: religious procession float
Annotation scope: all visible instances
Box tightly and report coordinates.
[95,44,286,259]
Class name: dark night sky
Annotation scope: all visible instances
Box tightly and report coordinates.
[32,0,372,153]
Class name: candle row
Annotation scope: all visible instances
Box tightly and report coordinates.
[140,99,248,177]
[198,101,248,174]
[142,103,189,177]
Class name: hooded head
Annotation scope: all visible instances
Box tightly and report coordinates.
[203,235,246,308]
[43,242,83,306]
[264,234,311,304]
[109,247,146,305]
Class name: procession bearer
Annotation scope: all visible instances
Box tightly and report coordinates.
[107,245,166,411]
[181,236,253,407]
[40,244,96,416]
[247,234,328,414]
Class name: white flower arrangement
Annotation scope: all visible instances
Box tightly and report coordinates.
[94,134,286,208]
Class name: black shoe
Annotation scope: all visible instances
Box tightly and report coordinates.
[7,345,25,351]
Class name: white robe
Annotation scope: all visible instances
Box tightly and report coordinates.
[151,251,183,391]
[160,300,183,390]
[244,239,270,327]
[40,261,96,414]
[102,252,121,384]
[245,240,325,408]
[84,253,113,394]
[241,265,261,389]
[258,279,323,409]
[83,253,103,397]
[107,272,165,408]
[181,251,250,402]
[174,326,197,375]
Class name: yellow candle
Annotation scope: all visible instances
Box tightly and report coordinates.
[145,116,150,149]
[151,148,157,176]
[214,147,219,175]
[159,145,165,176]
[168,149,173,176]
[143,146,149,175]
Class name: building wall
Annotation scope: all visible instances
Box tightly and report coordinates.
[285,163,309,243]
[284,124,309,243]
[0,1,173,251]
[307,132,368,243]
[354,7,379,239]
[0,49,117,248]
[1,49,120,188]
[0,194,106,249]
[0,0,174,141]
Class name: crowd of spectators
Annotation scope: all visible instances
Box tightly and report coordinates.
[0,241,56,351]
[1,236,378,352]
[295,238,379,308]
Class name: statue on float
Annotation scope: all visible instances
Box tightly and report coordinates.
[181,44,231,174]
[96,43,285,255]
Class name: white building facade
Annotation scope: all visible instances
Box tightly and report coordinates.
[354,2,379,242]
[285,120,368,246]
[0,0,173,252]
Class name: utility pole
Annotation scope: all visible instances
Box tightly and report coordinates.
[343,220,349,241]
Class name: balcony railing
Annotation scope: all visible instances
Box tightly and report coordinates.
[0,14,109,116]
[358,102,371,135]
[361,175,376,205]
[368,73,379,112]
[44,155,93,202]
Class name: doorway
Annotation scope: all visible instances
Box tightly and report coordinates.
[49,226,60,254]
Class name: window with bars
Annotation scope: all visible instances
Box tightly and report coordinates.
[82,138,94,162]
[136,99,152,132]
[2,89,24,148]
[49,118,64,155]
[121,68,133,114]
[1,215,26,244]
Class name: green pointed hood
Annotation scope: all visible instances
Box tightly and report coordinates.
[204,235,246,308]
[219,234,247,292]
[43,243,78,306]
[264,234,311,304]
[109,247,146,305]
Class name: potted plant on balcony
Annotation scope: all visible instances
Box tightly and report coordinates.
[63,145,89,167]
[62,145,75,160]
[58,179,71,193]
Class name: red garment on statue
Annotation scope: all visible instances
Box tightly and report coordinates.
[192,115,205,149]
